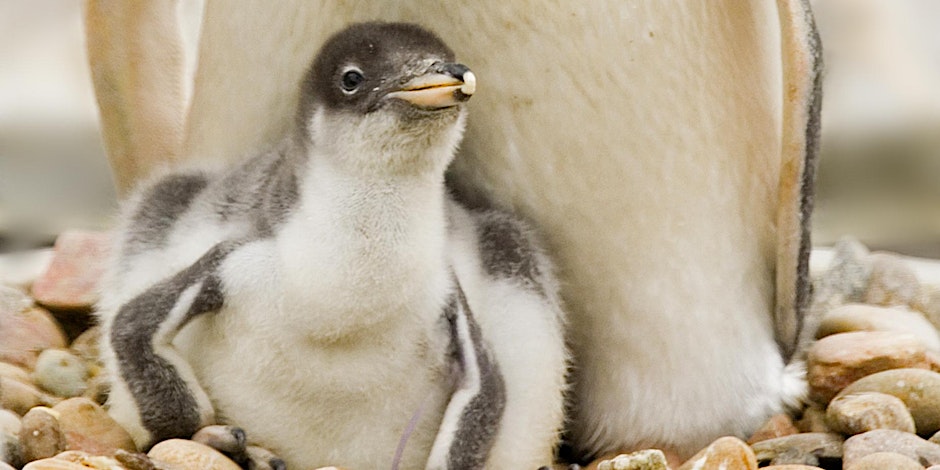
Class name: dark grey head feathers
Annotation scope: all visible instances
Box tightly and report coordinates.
[297,22,474,122]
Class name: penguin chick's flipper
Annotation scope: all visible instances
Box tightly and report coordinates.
[425,284,506,470]
[109,241,242,448]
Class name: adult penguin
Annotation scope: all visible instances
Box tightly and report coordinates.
[86,0,822,463]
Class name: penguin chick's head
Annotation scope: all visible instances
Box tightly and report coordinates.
[298,22,476,176]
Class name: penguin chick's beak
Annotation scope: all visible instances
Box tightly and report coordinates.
[386,63,476,109]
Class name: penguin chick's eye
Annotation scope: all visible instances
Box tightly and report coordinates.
[340,68,365,93]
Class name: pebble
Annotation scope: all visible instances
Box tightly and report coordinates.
[0,361,32,384]
[53,397,136,455]
[69,327,101,365]
[0,305,68,369]
[826,392,916,435]
[928,351,940,374]
[676,436,756,470]
[807,330,929,403]
[33,350,89,398]
[80,375,109,406]
[596,449,668,470]
[796,406,831,434]
[750,433,843,466]
[845,451,925,470]
[1,377,58,416]
[20,451,125,470]
[21,459,88,470]
[747,413,799,444]
[147,439,241,470]
[50,450,125,469]
[761,466,825,470]
[19,407,65,463]
[816,304,940,351]
[865,253,922,308]
[30,231,110,311]
[843,429,940,467]
[0,285,33,316]
[114,450,156,470]
[0,462,14,470]
[0,410,21,436]
[838,368,940,435]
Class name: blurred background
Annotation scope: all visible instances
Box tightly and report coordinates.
[1,0,939,256]
[811,0,940,256]
[0,0,114,251]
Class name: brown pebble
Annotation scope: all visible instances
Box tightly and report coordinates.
[30,231,110,311]
[843,429,940,467]
[826,392,916,435]
[1,377,59,416]
[148,439,241,470]
[747,413,799,444]
[796,405,831,434]
[69,327,101,365]
[0,362,31,384]
[750,433,843,466]
[808,331,929,403]
[115,449,157,470]
[845,451,925,470]
[0,306,68,370]
[816,304,940,351]
[80,375,109,406]
[21,458,87,470]
[53,450,124,468]
[838,368,940,435]
[677,436,756,470]
[927,351,940,374]
[18,407,65,462]
[0,285,32,315]
[53,397,136,455]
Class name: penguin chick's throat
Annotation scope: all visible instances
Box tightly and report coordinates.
[306,104,468,178]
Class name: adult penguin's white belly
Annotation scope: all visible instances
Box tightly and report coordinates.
[122,0,820,460]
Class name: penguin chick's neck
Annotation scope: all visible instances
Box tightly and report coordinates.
[303,103,467,179]
[277,104,465,327]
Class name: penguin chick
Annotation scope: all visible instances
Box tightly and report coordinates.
[96,22,568,470]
